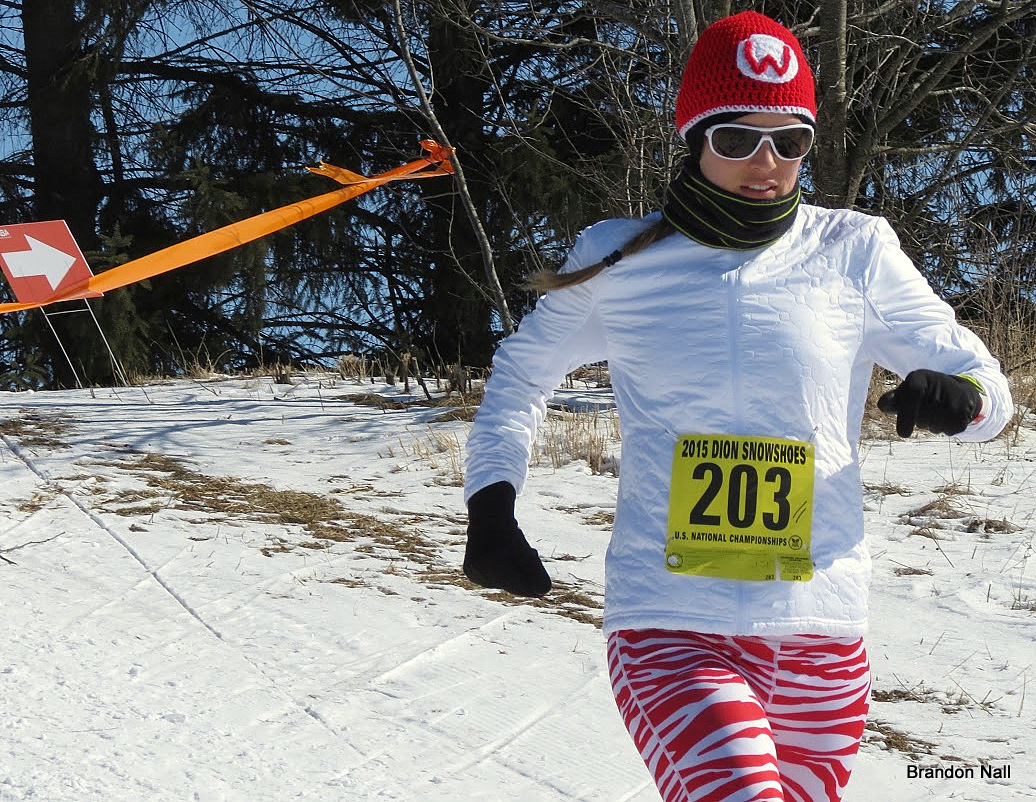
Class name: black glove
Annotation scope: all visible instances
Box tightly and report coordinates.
[877,370,982,437]
[464,481,551,597]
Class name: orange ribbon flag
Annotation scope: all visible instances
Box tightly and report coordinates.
[0,140,454,314]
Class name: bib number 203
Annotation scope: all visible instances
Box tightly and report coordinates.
[686,461,791,530]
[667,434,815,581]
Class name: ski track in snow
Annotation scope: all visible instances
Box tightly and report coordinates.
[0,376,1034,801]
[3,431,229,642]
[2,427,358,753]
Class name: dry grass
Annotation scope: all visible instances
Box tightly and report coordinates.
[864,719,937,757]
[341,392,410,410]
[864,480,910,495]
[893,566,934,576]
[336,354,373,382]
[903,497,967,521]
[556,505,615,528]
[999,370,1036,444]
[98,452,352,537]
[860,366,900,440]
[15,489,60,513]
[866,680,996,757]
[419,567,604,627]
[873,677,1000,713]
[382,428,465,486]
[534,408,621,476]
[909,525,943,540]
[566,363,611,389]
[431,407,477,423]
[341,390,481,424]
[97,450,478,593]
[1011,592,1036,612]
[86,449,605,628]
[0,410,73,449]
[966,517,1019,534]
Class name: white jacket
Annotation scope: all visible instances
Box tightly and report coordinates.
[464,206,1012,636]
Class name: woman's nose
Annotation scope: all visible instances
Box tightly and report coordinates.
[749,141,779,167]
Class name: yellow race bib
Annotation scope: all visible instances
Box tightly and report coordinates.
[666,434,815,582]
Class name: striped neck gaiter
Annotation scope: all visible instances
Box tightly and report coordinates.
[662,155,801,250]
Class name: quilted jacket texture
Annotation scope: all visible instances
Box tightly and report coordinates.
[464,206,1013,636]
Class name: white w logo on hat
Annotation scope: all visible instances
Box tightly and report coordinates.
[736,33,799,84]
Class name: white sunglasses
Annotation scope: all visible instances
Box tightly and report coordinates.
[704,123,815,161]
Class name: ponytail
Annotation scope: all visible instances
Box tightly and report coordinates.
[525,217,676,293]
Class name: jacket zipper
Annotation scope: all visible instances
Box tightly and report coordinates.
[727,259,747,630]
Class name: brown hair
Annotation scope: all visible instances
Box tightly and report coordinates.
[525,217,676,293]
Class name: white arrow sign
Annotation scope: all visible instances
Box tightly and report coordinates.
[0,236,76,290]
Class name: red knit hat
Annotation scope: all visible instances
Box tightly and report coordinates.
[675,11,816,140]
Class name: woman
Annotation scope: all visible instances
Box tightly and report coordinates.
[462,11,1012,802]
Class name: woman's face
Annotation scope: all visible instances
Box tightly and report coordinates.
[699,112,805,200]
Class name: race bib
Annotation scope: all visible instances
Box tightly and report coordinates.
[666,434,815,582]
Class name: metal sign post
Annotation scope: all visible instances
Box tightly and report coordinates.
[38,300,129,388]
[0,221,126,388]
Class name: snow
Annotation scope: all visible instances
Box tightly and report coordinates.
[0,373,1033,801]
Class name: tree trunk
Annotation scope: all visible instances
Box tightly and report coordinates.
[21,0,108,386]
[813,0,849,208]
[22,0,101,244]
[672,0,698,61]
[421,4,500,367]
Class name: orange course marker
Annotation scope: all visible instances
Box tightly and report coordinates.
[0,140,454,315]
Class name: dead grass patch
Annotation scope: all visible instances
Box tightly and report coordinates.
[97,488,167,517]
[556,505,615,528]
[98,452,350,538]
[866,685,943,756]
[906,498,966,520]
[328,577,365,588]
[382,428,464,485]
[873,680,999,714]
[1011,593,1036,612]
[76,399,601,628]
[98,451,471,601]
[342,390,484,414]
[535,408,621,476]
[864,720,936,757]
[567,363,611,388]
[864,480,909,495]
[0,411,73,449]
[873,688,924,703]
[418,566,604,627]
[342,393,409,410]
[966,517,1018,534]
[553,553,589,562]
[15,489,59,514]
[860,367,900,440]
[894,566,934,576]
[431,407,477,423]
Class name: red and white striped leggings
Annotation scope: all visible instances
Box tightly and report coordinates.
[608,629,870,802]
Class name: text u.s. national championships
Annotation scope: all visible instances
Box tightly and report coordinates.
[906,762,1011,780]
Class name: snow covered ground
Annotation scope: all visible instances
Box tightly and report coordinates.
[0,373,1033,801]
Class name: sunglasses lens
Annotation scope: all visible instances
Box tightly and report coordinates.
[708,126,814,160]
[771,128,814,159]
[710,127,760,159]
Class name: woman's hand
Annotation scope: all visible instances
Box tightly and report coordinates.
[464,482,551,597]
[877,370,983,437]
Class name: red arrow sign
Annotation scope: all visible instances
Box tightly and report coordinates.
[0,220,100,304]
